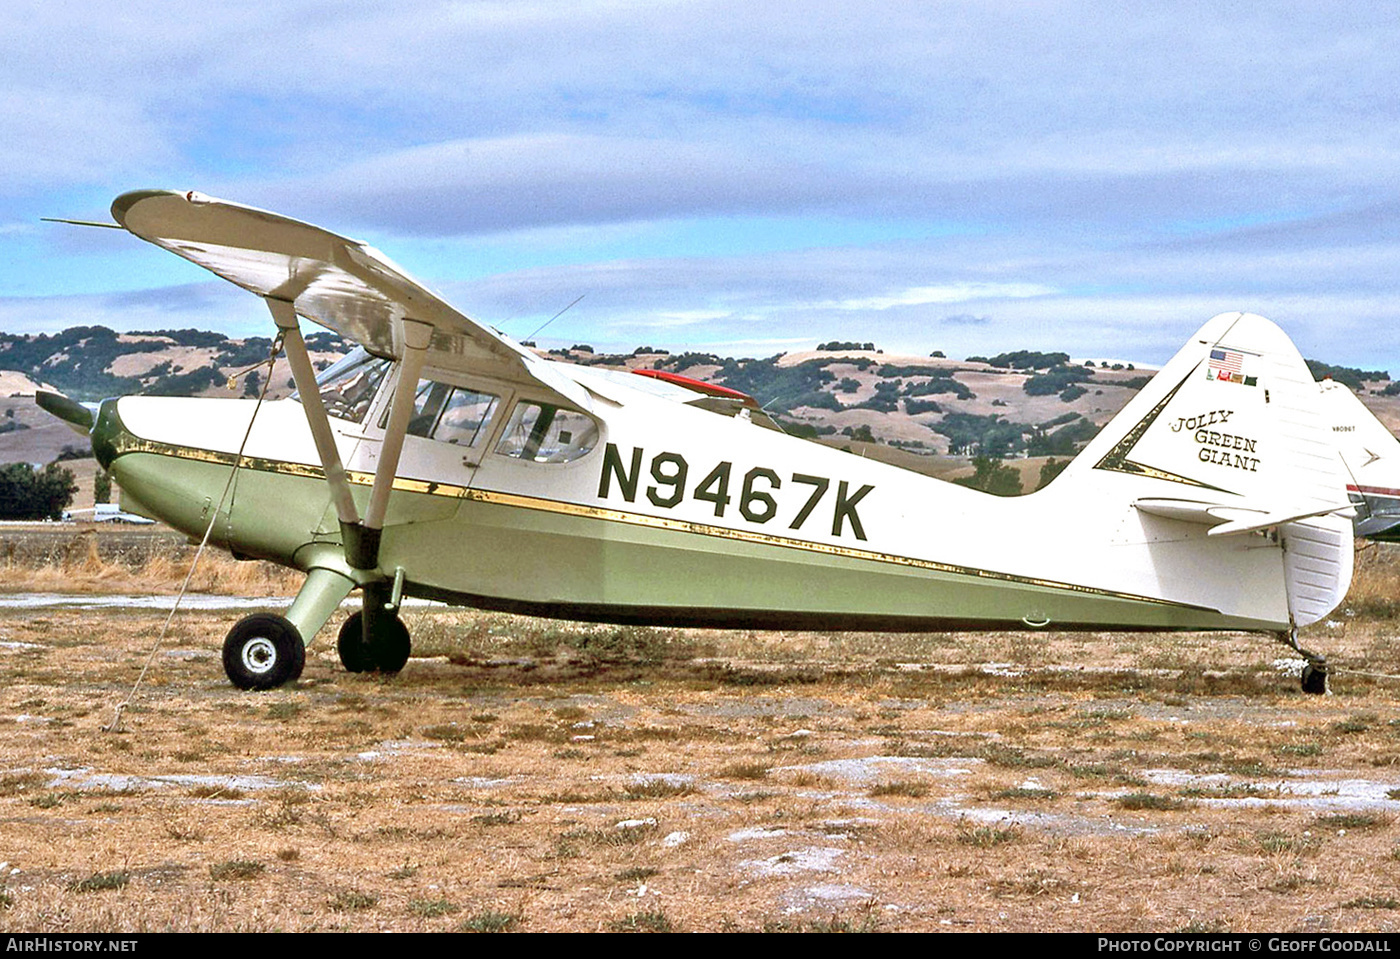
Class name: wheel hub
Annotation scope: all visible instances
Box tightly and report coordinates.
[241,637,278,675]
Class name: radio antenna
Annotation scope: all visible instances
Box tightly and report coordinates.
[525,294,585,341]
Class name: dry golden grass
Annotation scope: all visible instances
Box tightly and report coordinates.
[2,533,1400,930]
[0,528,300,597]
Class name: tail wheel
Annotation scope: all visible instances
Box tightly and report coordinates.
[337,611,411,674]
[222,614,305,690]
[1301,661,1329,695]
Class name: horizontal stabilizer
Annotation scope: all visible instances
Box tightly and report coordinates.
[1135,496,1353,536]
[1205,503,1354,537]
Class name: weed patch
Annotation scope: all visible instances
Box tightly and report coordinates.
[187,783,246,800]
[461,910,520,933]
[992,787,1057,801]
[615,867,658,882]
[869,781,930,798]
[471,811,521,826]
[719,762,769,780]
[329,890,377,912]
[623,780,694,800]
[957,823,1021,847]
[609,909,674,933]
[410,898,461,918]
[210,860,264,881]
[1315,812,1391,831]
[1257,832,1322,855]
[1116,793,1189,811]
[266,702,301,720]
[0,771,48,797]
[69,871,128,894]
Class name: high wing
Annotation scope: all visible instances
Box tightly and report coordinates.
[111,189,589,410]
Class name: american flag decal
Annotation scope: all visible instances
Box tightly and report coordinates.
[1207,348,1256,386]
[1210,349,1242,374]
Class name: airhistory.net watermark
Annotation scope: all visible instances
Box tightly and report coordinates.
[5,940,137,953]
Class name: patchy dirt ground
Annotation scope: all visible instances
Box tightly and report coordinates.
[2,589,1400,933]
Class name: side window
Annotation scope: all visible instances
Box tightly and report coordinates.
[495,401,598,463]
[434,389,498,447]
[406,380,453,437]
[388,378,499,447]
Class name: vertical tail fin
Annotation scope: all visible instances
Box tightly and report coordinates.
[1058,312,1353,626]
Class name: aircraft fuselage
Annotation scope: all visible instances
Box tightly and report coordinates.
[94,351,1301,637]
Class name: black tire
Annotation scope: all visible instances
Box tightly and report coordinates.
[222,614,305,691]
[338,611,411,674]
[371,613,411,673]
[337,612,372,673]
[1301,661,1329,695]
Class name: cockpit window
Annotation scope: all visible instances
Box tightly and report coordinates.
[495,402,598,463]
[296,348,392,424]
[400,379,499,446]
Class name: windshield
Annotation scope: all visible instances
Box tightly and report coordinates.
[294,347,392,423]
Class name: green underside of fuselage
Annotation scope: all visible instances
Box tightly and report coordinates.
[110,449,1285,635]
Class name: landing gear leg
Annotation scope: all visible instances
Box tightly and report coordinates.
[1277,628,1329,695]
[284,567,355,651]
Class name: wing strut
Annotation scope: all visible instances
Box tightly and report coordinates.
[350,319,432,666]
[365,319,433,537]
[267,299,362,529]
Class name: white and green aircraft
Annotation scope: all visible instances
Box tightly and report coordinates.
[37,191,1357,694]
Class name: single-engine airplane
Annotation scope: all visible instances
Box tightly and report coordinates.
[37,190,1358,694]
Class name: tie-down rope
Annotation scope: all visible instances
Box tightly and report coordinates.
[104,333,284,733]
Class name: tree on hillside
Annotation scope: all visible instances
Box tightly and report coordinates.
[953,457,1023,497]
[0,462,77,520]
[1036,458,1070,490]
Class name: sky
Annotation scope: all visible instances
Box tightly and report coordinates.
[3,1,1399,371]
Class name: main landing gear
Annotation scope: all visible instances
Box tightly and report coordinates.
[219,569,413,690]
[335,579,411,675]
[220,605,412,689]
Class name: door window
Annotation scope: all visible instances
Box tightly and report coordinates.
[495,402,598,463]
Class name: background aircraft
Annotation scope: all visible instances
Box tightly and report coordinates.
[1318,378,1400,542]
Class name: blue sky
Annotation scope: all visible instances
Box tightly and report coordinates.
[3,1,1399,370]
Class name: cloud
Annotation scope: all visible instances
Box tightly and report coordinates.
[4,1,1400,372]
[0,90,173,194]
[0,284,261,337]
[822,283,1056,312]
